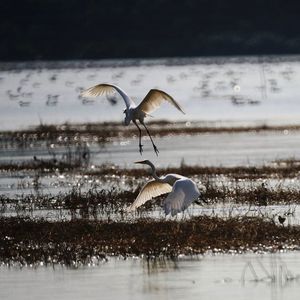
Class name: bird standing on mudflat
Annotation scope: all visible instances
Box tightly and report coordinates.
[81,83,185,155]
[128,160,201,216]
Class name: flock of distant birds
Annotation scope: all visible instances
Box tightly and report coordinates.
[4,71,155,108]
[4,66,287,109]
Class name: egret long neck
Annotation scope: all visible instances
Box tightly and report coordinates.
[113,85,134,108]
[147,161,162,182]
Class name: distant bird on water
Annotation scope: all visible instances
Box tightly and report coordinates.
[80,83,185,155]
[278,215,286,225]
[128,160,201,216]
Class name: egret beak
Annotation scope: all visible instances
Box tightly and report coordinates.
[134,160,147,164]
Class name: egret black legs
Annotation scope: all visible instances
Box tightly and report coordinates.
[133,121,143,155]
[141,122,159,156]
[133,120,159,156]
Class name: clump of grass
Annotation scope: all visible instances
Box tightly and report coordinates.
[202,180,300,205]
[1,216,300,266]
[61,186,135,220]
[0,185,139,220]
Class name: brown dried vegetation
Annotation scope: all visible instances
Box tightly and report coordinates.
[1,216,299,266]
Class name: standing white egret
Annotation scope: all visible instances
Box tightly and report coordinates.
[80,83,185,155]
[128,160,201,216]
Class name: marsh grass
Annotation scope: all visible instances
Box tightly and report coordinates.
[1,216,300,266]
[2,123,300,266]
[1,179,300,221]
[2,160,300,181]
[0,185,139,220]
[2,122,300,141]
[202,179,300,205]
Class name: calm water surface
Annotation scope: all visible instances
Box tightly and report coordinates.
[1,253,300,300]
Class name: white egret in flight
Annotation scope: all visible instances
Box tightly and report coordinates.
[128,160,201,216]
[81,83,185,155]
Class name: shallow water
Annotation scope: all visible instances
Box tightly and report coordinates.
[1,253,300,300]
[1,56,300,131]
[98,130,300,167]
[1,130,300,168]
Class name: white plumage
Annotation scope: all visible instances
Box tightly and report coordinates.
[128,160,201,216]
[163,178,200,216]
[81,83,185,155]
[130,180,173,211]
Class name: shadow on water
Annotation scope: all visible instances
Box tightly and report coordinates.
[143,256,181,275]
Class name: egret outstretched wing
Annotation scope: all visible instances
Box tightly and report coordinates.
[163,178,200,216]
[128,180,172,211]
[138,89,185,115]
[80,83,135,109]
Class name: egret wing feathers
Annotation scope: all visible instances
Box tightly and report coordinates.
[128,180,172,211]
[163,179,200,216]
[138,89,185,115]
[80,83,135,109]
